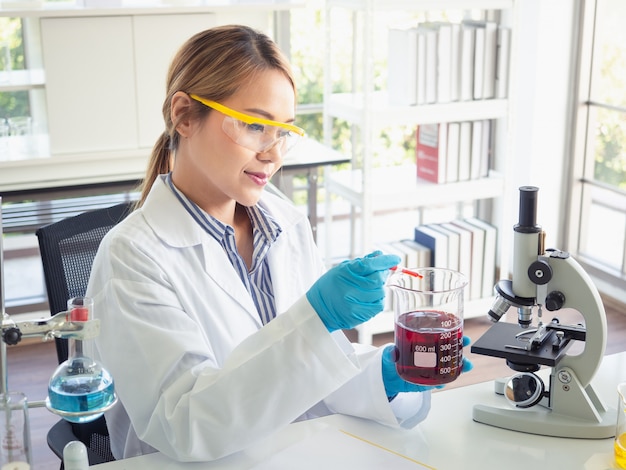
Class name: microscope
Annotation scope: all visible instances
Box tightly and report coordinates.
[470,186,617,438]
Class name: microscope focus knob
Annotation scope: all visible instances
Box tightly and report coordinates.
[545,291,566,311]
[2,327,22,345]
[528,260,552,285]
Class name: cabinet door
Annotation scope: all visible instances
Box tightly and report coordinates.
[133,13,215,148]
[41,16,137,154]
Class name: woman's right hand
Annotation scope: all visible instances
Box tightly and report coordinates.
[306,251,401,332]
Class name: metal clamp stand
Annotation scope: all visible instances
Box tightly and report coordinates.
[0,198,117,466]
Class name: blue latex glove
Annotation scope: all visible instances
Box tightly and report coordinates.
[307,251,401,332]
[382,336,474,399]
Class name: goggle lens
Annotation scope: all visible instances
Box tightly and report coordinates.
[222,116,302,154]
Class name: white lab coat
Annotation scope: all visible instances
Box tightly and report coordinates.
[86,176,430,462]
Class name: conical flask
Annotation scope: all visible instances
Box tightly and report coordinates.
[46,297,116,423]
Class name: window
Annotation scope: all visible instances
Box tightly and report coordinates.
[289,1,324,141]
[569,0,626,294]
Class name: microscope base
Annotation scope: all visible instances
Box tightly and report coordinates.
[473,366,616,438]
[472,404,616,439]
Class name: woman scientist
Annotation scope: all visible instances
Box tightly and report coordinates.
[86,25,471,461]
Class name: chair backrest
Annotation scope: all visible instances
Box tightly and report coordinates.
[36,201,133,363]
[36,201,133,465]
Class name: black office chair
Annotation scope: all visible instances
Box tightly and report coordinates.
[36,201,134,467]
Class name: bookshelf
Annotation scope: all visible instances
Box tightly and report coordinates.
[322,0,517,339]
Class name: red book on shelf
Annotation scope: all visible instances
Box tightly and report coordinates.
[416,123,447,183]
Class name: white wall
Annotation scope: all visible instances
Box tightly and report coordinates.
[509,0,578,250]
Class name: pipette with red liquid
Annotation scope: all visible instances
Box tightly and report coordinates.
[390,266,423,278]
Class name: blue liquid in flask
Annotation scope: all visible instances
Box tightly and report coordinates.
[48,358,115,423]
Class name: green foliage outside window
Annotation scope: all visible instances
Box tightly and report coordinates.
[290,6,416,168]
[595,108,626,189]
[593,45,626,189]
[0,17,30,119]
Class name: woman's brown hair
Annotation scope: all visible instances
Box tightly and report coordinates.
[136,24,296,206]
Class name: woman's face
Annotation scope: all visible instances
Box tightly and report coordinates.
[172,68,296,220]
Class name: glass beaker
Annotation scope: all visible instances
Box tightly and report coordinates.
[0,120,9,155]
[615,382,626,469]
[0,392,31,469]
[388,267,467,386]
[7,117,31,137]
[7,117,33,156]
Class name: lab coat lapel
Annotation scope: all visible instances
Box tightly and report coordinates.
[267,241,299,315]
[259,189,325,315]
[202,239,261,325]
[142,177,260,325]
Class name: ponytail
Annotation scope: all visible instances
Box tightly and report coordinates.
[136,132,173,207]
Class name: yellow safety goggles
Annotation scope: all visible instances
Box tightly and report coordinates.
[189,94,304,154]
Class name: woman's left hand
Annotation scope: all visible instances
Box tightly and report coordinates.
[381,336,473,399]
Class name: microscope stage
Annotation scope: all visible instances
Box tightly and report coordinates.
[471,322,573,367]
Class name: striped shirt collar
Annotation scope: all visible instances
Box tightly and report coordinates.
[162,173,281,324]
[162,173,282,247]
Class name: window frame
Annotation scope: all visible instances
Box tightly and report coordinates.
[567,0,626,298]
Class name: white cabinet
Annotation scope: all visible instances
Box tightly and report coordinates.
[323,0,517,338]
[41,13,216,154]
[41,15,139,154]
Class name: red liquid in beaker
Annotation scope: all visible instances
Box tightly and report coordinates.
[395,310,463,385]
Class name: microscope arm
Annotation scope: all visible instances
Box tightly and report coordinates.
[543,252,607,387]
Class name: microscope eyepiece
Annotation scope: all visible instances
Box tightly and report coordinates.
[515,186,541,234]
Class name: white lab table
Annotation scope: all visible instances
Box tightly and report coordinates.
[92,352,626,469]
